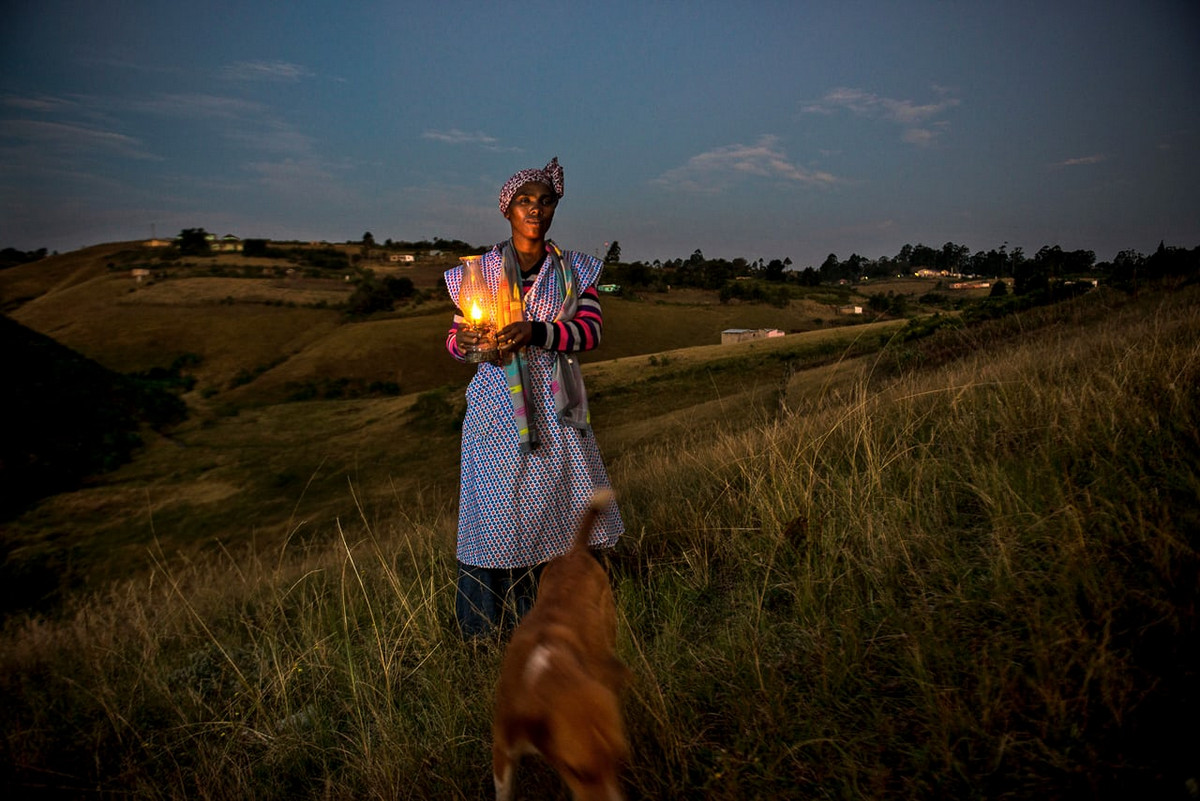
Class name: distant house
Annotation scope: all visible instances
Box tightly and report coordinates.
[131,268,151,282]
[721,328,785,345]
[388,253,415,263]
[838,305,863,315]
[144,238,171,248]
[206,234,244,252]
[950,281,992,290]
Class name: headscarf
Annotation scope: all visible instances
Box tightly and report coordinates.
[498,157,564,215]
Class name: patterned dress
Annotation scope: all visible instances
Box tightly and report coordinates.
[444,244,623,569]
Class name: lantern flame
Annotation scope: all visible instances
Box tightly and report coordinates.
[459,255,489,328]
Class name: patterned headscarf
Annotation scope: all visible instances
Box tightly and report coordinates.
[498,157,564,215]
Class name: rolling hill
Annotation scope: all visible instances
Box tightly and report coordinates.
[1,241,916,604]
[2,241,1197,798]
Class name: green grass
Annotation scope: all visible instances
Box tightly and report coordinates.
[3,242,893,414]
[2,283,1197,798]
[0,252,907,601]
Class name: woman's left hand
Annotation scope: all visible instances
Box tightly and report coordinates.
[497,322,533,352]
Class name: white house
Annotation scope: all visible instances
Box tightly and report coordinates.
[721,328,785,345]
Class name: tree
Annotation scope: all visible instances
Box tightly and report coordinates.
[176,228,211,256]
[0,247,47,270]
[911,244,938,271]
[940,241,970,273]
[1008,246,1025,279]
[604,241,621,264]
[845,253,866,279]
[1014,245,1062,296]
[798,266,820,286]
[1063,248,1096,275]
[819,253,840,283]
[242,238,269,257]
[867,256,893,279]
[622,261,650,286]
[1109,249,1144,290]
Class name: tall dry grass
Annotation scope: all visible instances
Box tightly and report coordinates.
[2,286,1197,799]
[613,287,1199,798]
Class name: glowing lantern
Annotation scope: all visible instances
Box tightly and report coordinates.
[458,255,499,363]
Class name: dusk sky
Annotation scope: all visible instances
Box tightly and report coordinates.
[2,0,1197,268]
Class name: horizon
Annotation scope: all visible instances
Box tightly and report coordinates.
[12,230,1191,274]
[2,1,1198,268]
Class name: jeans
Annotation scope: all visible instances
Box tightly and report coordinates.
[455,561,543,640]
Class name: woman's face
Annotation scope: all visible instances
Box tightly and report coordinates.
[505,181,558,240]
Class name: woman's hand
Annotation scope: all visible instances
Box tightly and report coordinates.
[497,322,533,353]
[457,326,480,349]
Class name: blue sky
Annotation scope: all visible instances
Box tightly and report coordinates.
[2,0,1197,268]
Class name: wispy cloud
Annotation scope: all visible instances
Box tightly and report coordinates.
[652,135,837,193]
[422,128,519,152]
[246,157,353,199]
[423,128,497,146]
[3,94,79,113]
[220,60,312,82]
[127,92,267,121]
[0,119,159,161]
[1051,154,1108,168]
[125,92,316,157]
[114,90,347,201]
[803,86,960,145]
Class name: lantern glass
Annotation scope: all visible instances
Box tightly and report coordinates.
[459,255,499,363]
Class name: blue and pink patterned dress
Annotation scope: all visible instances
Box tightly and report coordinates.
[444,243,623,568]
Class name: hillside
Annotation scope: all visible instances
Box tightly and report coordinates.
[1,242,903,410]
[1,241,930,604]
[0,316,185,519]
[1,277,1195,798]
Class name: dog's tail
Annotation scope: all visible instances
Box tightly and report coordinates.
[572,487,615,553]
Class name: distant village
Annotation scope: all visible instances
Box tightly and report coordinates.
[115,229,1197,347]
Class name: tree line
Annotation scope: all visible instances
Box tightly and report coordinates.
[601,239,1200,296]
[5,231,1195,301]
[1,247,49,270]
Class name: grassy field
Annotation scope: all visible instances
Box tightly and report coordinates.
[3,244,1196,798]
[1,242,880,406]
[0,243,914,594]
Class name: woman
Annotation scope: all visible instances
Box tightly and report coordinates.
[444,157,623,639]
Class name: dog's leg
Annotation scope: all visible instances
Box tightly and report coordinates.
[493,743,514,801]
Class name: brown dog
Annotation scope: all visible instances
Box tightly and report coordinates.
[492,489,631,801]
